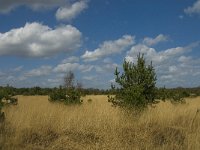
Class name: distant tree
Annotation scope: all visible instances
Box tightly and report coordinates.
[108,53,158,110]
[49,71,82,104]
[64,71,75,89]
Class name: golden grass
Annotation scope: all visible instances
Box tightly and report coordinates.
[1,95,200,149]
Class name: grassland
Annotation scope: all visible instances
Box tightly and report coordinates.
[1,95,200,150]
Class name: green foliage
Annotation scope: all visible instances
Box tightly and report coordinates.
[65,88,82,104]
[108,53,157,109]
[156,87,188,104]
[0,99,3,113]
[49,87,82,104]
[155,87,167,101]
[49,86,66,102]
[49,71,82,105]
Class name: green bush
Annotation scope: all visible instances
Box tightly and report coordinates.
[49,87,66,102]
[170,91,186,104]
[49,87,82,104]
[49,71,82,105]
[65,88,82,104]
[108,53,157,110]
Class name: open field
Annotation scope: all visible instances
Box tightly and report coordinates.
[1,95,200,150]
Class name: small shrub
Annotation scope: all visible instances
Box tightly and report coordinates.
[49,87,82,104]
[49,87,66,102]
[87,98,92,103]
[0,112,5,123]
[49,71,82,105]
[170,91,185,104]
[64,88,81,104]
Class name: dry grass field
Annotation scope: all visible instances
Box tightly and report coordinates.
[1,95,200,150]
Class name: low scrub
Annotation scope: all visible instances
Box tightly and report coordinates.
[49,87,82,104]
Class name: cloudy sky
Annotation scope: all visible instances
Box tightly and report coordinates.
[0,0,200,89]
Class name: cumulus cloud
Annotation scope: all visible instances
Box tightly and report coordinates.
[56,1,88,21]
[143,34,168,46]
[81,35,135,61]
[125,40,200,87]
[0,22,82,57]
[184,0,200,15]
[126,44,191,65]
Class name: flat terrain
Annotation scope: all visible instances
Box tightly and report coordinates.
[1,95,200,150]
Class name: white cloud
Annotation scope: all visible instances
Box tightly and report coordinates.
[48,78,62,84]
[53,63,80,73]
[0,22,82,57]
[126,44,165,64]
[160,75,173,80]
[56,1,88,21]
[81,35,135,61]
[0,0,89,22]
[95,63,118,73]
[82,76,96,81]
[61,56,80,63]
[103,58,113,64]
[0,0,66,13]
[13,66,23,72]
[178,56,192,63]
[169,66,177,73]
[143,34,168,46]
[126,44,190,65]
[125,39,200,87]
[79,64,94,72]
[53,62,93,73]
[24,66,52,77]
[184,0,200,15]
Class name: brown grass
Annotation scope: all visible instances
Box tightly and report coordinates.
[1,95,200,150]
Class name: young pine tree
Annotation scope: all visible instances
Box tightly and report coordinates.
[108,53,157,109]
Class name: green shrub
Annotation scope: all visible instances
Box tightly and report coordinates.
[65,88,81,104]
[49,71,82,105]
[49,87,66,102]
[49,87,82,104]
[108,53,157,110]
[170,91,186,104]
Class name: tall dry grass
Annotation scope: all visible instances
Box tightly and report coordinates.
[1,95,200,150]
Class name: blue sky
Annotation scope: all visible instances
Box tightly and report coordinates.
[0,0,200,89]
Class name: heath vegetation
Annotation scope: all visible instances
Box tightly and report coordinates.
[1,54,200,149]
[1,95,200,150]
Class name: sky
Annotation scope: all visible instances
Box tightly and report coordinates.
[0,0,200,89]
